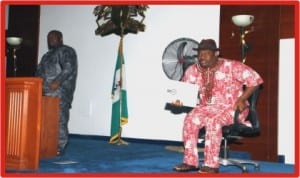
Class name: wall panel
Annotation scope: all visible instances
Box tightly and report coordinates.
[220,5,281,161]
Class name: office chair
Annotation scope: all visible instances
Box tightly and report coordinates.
[199,86,261,172]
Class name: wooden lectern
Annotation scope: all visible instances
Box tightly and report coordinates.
[40,96,59,159]
[5,77,59,170]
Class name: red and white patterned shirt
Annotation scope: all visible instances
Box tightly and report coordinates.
[181,58,264,126]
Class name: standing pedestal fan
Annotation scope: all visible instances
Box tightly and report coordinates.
[162,38,199,81]
[162,37,199,114]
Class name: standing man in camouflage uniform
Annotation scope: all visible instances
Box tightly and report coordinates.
[36,30,78,156]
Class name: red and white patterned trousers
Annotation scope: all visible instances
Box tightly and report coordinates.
[182,104,247,168]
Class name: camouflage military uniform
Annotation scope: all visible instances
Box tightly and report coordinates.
[36,44,78,153]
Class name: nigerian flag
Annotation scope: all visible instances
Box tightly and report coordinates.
[110,37,128,143]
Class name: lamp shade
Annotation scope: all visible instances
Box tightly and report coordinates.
[232,15,254,27]
[6,37,23,46]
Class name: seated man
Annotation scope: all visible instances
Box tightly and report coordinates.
[172,39,263,173]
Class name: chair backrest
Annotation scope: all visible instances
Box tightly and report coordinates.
[246,86,261,130]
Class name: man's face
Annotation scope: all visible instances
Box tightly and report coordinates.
[197,49,218,68]
[47,33,61,49]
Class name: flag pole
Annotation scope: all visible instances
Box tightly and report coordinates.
[110,27,128,146]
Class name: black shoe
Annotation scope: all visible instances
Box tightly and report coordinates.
[198,166,219,173]
[173,163,199,172]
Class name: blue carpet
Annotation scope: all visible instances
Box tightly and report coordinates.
[5,135,295,175]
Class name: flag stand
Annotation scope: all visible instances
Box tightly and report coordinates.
[110,127,129,145]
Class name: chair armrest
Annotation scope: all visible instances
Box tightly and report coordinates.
[232,109,241,131]
[230,109,260,136]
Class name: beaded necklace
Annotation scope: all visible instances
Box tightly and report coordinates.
[196,59,223,103]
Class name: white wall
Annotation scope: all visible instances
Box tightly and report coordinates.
[38,5,220,141]
[278,39,295,164]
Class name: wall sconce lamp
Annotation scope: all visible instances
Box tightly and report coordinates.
[232,14,254,63]
[6,37,23,77]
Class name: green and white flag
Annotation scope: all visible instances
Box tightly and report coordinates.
[110,37,128,143]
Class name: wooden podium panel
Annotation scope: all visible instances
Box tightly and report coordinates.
[40,96,59,159]
[6,77,42,170]
[5,78,60,170]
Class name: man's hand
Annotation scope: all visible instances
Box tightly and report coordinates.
[169,99,183,107]
[49,80,60,91]
[234,97,248,112]
[234,85,259,111]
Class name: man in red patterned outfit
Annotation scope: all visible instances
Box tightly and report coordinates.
[173,39,263,173]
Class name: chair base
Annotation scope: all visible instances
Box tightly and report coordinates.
[219,158,260,172]
[199,158,260,172]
